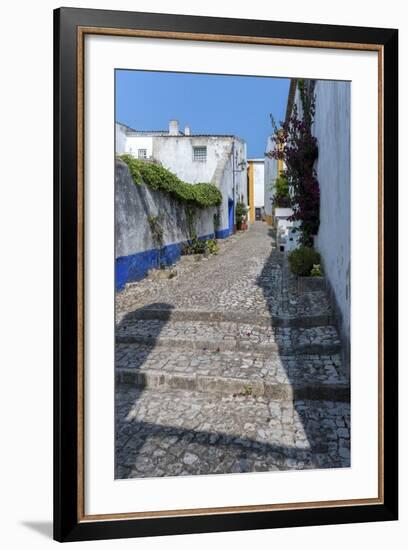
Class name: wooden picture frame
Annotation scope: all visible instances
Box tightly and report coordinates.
[54,7,398,542]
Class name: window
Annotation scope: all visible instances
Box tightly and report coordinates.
[193,146,207,162]
[138,149,147,159]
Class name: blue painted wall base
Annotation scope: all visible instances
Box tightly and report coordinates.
[215,227,231,239]
[116,228,231,291]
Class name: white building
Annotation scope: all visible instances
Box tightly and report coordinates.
[264,136,299,251]
[285,78,351,364]
[116,120,248,237]
[264,80,297,228]
[296,79,350,360]
[264,135,277,226]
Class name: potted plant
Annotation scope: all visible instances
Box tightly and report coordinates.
[235,201,247,230]
[287,246,326,292]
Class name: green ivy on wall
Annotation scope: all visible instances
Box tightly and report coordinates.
[120,154,222,209]
[185,206,197,240]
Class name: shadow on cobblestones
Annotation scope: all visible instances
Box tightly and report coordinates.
[115,224,350,478]
[115,303,174,476]
[255,228,350,469]
[115,414,343,479]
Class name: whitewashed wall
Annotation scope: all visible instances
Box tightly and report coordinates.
[218,154,233,231]
[115,159,219,288]
[125,135,153,158]
[115,122,127,154]
[153,135,247,229]
[152,136,246,187]
[293,80,351,351]
[252,160,265,207]
[313,80,351,347]
[264,136,278,218]
[116,129,247,234]
[116,158,217,257]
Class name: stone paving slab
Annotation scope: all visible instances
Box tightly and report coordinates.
[116,319,341,355]
[116,224,332,320]
[123,307,334,328]
[116,344,345,383]
[115,387,350,479]
[115,344,349,401]
[115,223,350,479]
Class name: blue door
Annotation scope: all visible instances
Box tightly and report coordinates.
[228,198,234,236]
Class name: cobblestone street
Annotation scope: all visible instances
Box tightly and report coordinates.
[115,222,350,478]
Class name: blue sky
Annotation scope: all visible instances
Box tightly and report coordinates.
[115,70,290,158]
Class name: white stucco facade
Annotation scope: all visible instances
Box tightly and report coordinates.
[264,136,278,219]
[293,80,351,351]
[312,80,351,347]
[115,123,153,158]
[124,135,153,159]
[152,135,247,234]
[115,121,248,235]
[153,136,245,187]
[115,122,128,155]
[249,159,265,208]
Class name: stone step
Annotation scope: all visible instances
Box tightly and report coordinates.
[115,344,349,402]
[123,307,335,328]
[116,319,341,355]
[115,387,351,478]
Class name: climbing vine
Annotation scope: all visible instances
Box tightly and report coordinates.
[120,154,222,208]
[147,215,164,268]
[185,206,197,241]
[268,80,320,246]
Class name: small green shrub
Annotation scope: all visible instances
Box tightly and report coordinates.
[181,238,206,256]
[206,239,219,255]
[310,263,323,277]
[181,238,219,256]
[120,155,222,208]
[288,246,321,276]
[272,174,292,208]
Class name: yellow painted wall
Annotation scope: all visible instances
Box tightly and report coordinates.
[278,157,283,176]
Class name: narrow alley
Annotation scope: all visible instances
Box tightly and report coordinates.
[115,222,350,478]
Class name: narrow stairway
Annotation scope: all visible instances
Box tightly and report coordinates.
[115,223,350,478]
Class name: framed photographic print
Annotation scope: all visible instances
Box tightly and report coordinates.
[54,7,398,542]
